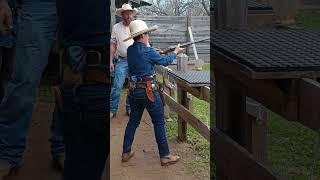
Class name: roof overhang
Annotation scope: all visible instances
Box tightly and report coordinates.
[116,0,152,8]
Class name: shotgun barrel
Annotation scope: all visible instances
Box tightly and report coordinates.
[159,37,210,54]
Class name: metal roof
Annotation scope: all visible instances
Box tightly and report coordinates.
[212,30,320,72]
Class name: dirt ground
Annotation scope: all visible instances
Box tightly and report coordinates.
[6,102,61,180]
[6,102,108,180]
[110,95,199,180]
[4,95,198,180]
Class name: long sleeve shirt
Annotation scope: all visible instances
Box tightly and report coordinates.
[127,41,177,77]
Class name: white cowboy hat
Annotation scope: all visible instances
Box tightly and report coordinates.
[116,3,138,17]
[124,20,158,42]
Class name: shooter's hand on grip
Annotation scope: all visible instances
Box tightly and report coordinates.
[174,44,184,54]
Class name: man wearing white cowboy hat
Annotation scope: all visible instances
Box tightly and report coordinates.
[121,19,184,166]
[110,3,138,119]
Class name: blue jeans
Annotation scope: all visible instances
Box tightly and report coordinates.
[61,83,108,180]
[50,107,65,157]
[110,58,130,114]
[0,0,64,166]
[123,88,170,157]
[0,47,15,102]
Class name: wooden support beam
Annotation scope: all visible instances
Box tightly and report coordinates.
[177,53,188,72]
[211,127,281,180]
[177,53,189,141]
[246,98,268,163]
[173,77,201,97]
[215,69,249,147]
[111,0,116,28]
[214,0,248,30]
[214,67,269,179]
[213,52,295,121]
[177,86,188,141]
[298,78,320,131]
[200,86,210,103]
[214,52,320,131]
[270,0,300,25]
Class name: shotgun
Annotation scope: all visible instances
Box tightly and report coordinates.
[159,37,210,54]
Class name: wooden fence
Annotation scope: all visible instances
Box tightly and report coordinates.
[155,54,210,142]
[137,15,210,62]
[154,54,266,146]
[212,51,320,180]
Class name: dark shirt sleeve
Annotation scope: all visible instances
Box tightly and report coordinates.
[145,47,176,66]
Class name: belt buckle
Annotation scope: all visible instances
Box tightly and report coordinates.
[118,55,126,60]
[87,50,101,67]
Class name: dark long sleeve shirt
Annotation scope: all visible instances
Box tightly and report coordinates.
[127,41,176,77]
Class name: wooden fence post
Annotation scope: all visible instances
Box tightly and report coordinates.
[163,71,172,121]
[213,1,268,178]
[214,0,248,30]
[177,53,188,72]
[186,9,192,56]
[270,0,300,25]
[111,0,116,28]
[177,53,192,141]
[246,98,268,163]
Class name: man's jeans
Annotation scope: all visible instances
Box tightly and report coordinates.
[61,83,108,180]
[110,58,130,114]
[123,89,170,157]
[0,1,64,166]
[0,47,15,101]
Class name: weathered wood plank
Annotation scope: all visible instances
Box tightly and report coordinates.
[200,86,210,103]
[214,51,320,131]
[177,87,188,141]
[164,92,210,141]
[213,52,294,120]
[214,0,248,30]
[298,78,320,131]
[137,15,209,58]
[211,127,282,180]
[177,54,189,141]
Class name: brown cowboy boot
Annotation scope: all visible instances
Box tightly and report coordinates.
[160,155,180,166]
[121,150,135,162]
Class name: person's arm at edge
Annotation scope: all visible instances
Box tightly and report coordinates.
[0,0,12,35]
[110,41,117,72]
[110,25,117,72]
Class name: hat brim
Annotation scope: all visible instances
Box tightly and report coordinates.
[116,8,138,17]
[123,25,158,42]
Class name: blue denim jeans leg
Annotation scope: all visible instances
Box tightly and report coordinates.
[123,89,170,157]
[0,47,15,102]
[61,83,108,180]
[110,58,130,114]
[0,0,64,166]
[49,107,65,157]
